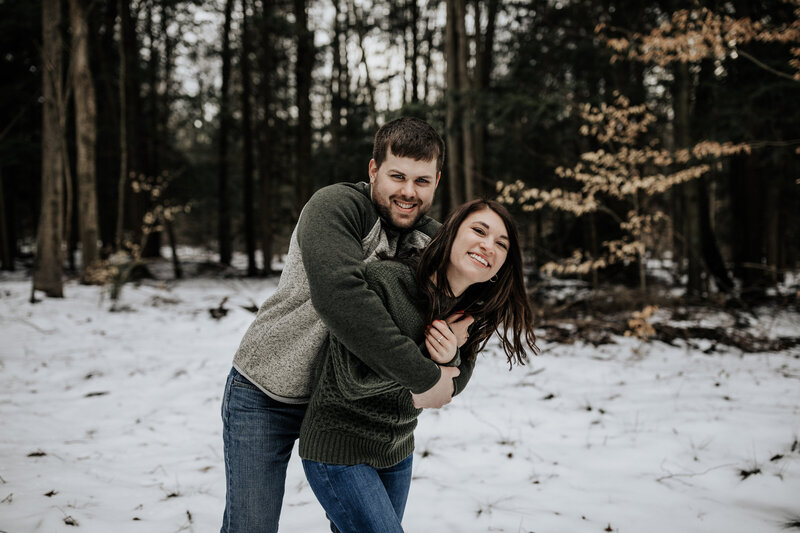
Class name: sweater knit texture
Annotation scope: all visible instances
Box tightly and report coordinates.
[299,260,471,469]
[231,182,441,403]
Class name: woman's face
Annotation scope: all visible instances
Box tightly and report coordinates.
[446,208,510,296]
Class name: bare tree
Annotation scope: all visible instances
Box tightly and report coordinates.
[408,0,420,103]
[258,0,276,273]
[454,0,475,200]
[218,0,234,265]
[69,0,100,281]
[295,0,313,212]
[0,169,10,270]
[348,0,376,130]
[241,0,257,275]
[115,0,129,251]
[445,0,463,208]
[473,0,499,197]
[34,0,65,298]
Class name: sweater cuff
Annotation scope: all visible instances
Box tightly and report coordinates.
[409,365,441,394]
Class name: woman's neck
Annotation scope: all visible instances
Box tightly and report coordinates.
[430,270,469,297]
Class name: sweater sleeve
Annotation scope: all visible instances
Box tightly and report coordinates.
[296,185,441,394]
[451,348,476,397]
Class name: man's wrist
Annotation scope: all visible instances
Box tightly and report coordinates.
[409,364,442,394]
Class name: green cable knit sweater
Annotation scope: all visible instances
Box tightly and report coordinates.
[299,260,475,469]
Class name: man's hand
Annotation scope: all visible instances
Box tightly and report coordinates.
[411,366,460,409]
[446,312,474,348]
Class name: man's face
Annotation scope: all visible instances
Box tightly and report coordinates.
[369,148,440,230]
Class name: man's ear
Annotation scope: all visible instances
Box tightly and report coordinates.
[368,159,378,183]
[434,171,441,187]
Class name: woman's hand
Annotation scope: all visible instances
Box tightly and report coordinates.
[425,319,458,364]
[446,312,474,348]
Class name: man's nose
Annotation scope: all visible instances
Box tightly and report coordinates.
[400,180,415,197]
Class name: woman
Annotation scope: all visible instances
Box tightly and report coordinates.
[299,199,538,532]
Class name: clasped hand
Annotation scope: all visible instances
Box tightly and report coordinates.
[424,312,474,364]
[411,312,475,410]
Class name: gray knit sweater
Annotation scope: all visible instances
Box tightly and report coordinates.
[299,260,476,468]
[231,182,442,403]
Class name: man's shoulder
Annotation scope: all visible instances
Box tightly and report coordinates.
[299,181,378,237]
[413,215,440,239]
[309,181,372,209]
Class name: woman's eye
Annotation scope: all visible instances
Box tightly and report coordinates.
[498,242,508,250]
[472,227,485,235]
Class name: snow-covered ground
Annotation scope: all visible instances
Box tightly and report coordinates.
[1,274,799,532]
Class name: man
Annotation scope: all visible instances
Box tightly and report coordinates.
[220,117,474,533]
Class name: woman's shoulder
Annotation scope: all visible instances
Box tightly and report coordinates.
[365,259,414,283]
[365,260,424,321]
[365,261,417,299]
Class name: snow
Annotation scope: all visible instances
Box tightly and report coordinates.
[1,275,799,532]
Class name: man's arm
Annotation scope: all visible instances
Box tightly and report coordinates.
[296,185,441,394]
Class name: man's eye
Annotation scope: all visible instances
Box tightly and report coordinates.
[416,179,430,185]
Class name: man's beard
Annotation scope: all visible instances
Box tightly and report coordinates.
[373,194,425,231]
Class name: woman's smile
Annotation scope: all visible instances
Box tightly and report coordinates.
[446,208,509,295]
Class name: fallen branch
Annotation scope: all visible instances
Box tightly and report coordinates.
[538,318,800,353]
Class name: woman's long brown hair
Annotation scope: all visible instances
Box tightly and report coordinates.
[415,199,538,367]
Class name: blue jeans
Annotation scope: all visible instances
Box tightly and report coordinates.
[220,367,307,533]
[302,454,413,533]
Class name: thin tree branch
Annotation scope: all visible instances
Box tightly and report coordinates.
[736,48,800,84]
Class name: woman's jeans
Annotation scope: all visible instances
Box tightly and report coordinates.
[302,454,413,533]
[220,367,307,533]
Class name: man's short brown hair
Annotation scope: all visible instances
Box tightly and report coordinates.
[372,117,445,173]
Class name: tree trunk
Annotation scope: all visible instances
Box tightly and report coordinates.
[348,0,376,129]
[93,0,119,251]
[241,0,257,275]
[295,0,313,213]
[142,0,161,258]
[698,175,733,291]
[729,154,766,299]
[422,13,433,104]
[70,0,101,281]
[145,0,159,175]
[160,0,174,152]
[34,0,65,297]
[330,0,343,155]
[409,0,420,103]
[115,0,131,251]
[473,0,498,198]
[119,0,145,251]
[674,61,703,296]
[454,0,475,201]
[258,0,275,274]
[0,171,12,271]
[445,0,462,210]
[164,217,182,279]
[218,0,234,265]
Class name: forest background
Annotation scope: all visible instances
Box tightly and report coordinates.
[1,0,799,325]
[2,2,800,531]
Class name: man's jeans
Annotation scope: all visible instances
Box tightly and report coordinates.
[220,367,307,533]
[302,454,413,533]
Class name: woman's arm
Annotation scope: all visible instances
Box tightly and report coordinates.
[451,348,477,396]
